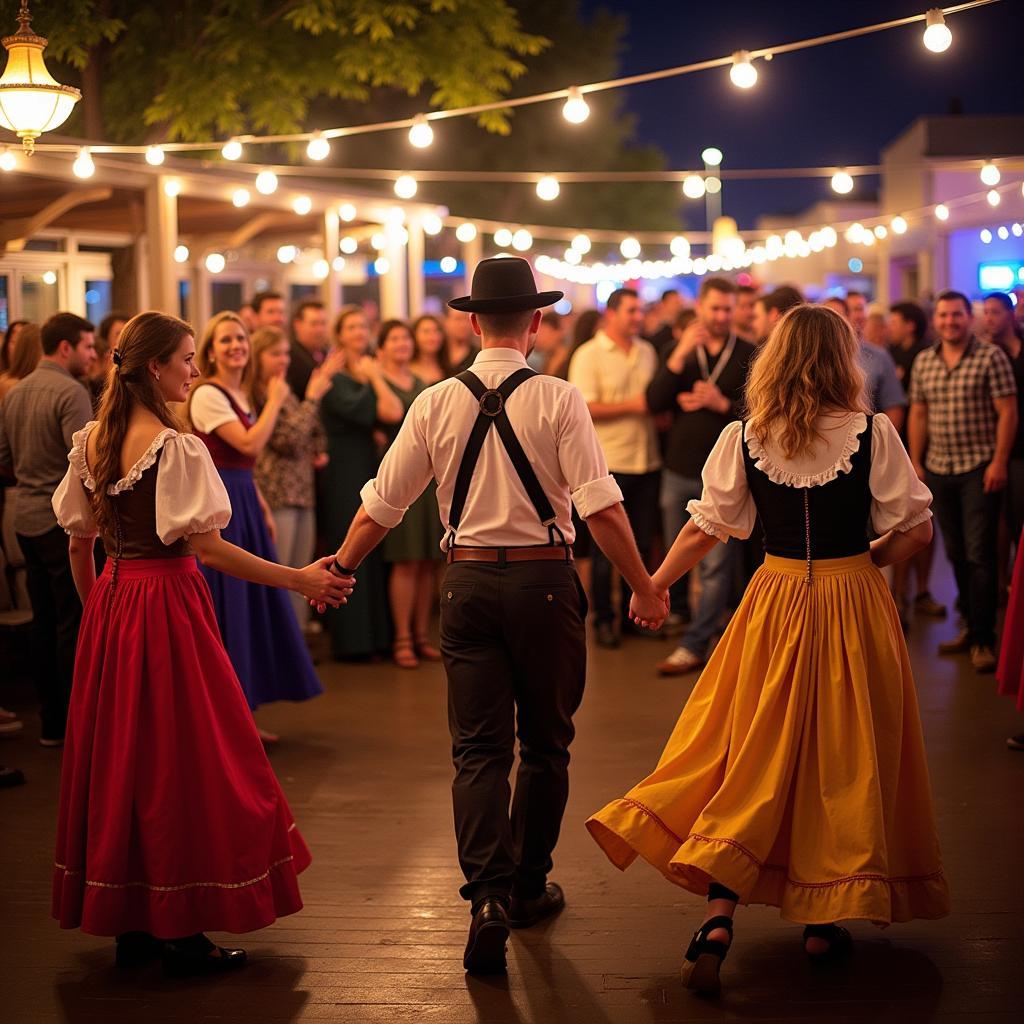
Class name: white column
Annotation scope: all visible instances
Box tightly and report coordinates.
[379,230,408,319]
[407,216,426,316]
[461,232,483,293]
[144,177,179,314]
[322,208,340,310]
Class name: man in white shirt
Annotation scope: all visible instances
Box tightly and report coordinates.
[569,288,661,647]
[326,258,667,975]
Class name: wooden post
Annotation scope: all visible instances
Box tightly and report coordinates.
[322,207,340,310]
[144,177,179,314]
[407,216,426,317]
[461,231,483,293]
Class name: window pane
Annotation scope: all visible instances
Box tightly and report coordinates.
[211,282,243,315]
[84,280,112,325]
[20,272,60,325]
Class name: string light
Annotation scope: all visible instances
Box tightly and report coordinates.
[923,8,953,52]
[41,270,56,284]
[306,132,330,161]
[729,51,757,89]
[338,203,357,222]
[0,146,16,171]
[620,237,641,259]
[572,233,591,254]
[562,86,590,124]
[205,252,225,273]
[1013,223,1024,237]
[987,189,1001,207]
[163,178,181,197]
[312,258,330,279]
[935,203,950,221]
[997,226,1009,240]
[422,212,443,235]
[980,229,992,243]
[512,229,533,251]
[564,248,582,265]
[873,224,888,239]
[980,162,1000,186]
[371,232,388,250]
[831,170,854,194]
[409,114,434,148]
[292,195,312,215]
[670,236,690,258]
[145,145,165,166]
[682,174,705,199]
[705,175,721,195]
[890,216,907,234]
[536,175,560,201]
[494,228,513,247]
[332,256,346,271]
[339,236,358,254]
[72,147,94,178]
[221,139,243,161]
[173,244,189,263]
[394,174,417,199]
[255,170,278,194]
[374,256,390,275]
[455,222,478,243]
[701,147,723,167]
[232,187,250,207]
[277,244,297,263]
[440,256,458,273]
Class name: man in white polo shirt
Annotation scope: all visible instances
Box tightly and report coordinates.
[569,287,661,647]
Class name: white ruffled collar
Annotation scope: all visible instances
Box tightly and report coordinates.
[70,421,180,495]
[745,412,869,489]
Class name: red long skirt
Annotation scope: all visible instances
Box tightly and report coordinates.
[997,527,1024,715]
[52,557,311,937]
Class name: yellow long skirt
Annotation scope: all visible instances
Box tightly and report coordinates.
[586,553,951,926]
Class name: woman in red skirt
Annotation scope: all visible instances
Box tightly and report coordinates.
[51,312,350,975]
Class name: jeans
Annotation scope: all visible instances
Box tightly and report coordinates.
[927,467,1001,648]
[273,506,316,628]
[660,469,691,618]
[591,470,661,627]
[17,526,83,740]
[661,470,735,658]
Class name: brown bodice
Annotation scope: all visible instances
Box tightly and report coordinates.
[103,448,191,560]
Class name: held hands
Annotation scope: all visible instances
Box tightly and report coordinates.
[984,459,1008,493]
[628,582,670,631]
[299,557,355,613]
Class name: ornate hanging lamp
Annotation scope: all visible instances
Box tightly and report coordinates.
[0,0,81,154]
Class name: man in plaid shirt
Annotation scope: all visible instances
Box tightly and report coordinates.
[908,290,1018,673]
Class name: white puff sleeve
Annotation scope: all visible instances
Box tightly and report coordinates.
[869,414,933,534]
[684,421,757,542]
[154,434,232,544]
[52,423,98,538]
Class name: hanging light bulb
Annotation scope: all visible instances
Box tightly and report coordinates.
[980,162,1000,186]
[0,146,16,171]
[729,50,757,89]
[422,212,443,235]
[173,244,190,264]
[701,147,723,167]
[312,258,330,280]
[670,236,690,258]
[682,174,706,199]
[846,223,865,243]
[934,203,950,221]
[923,8,952,53]
[332,256,346,272]
[873,224,888,239]
[205,252,226,274]
[394,174,417,199]
[370,232,388,250]
[145,145,165,166]
[306,132,330,161]
[408,113,434,149]
[512,229,533,252]
[232,187,250,207]
[338,203,357,222]
[820,226,838,247]
[571,233,591,254]
[536,175,560,201]
[292,195,312,215]
[494,228,513,248]
[705,175,722,195]
[562,86,590,124]
[255,170,278,195]
[0,1,81,154]
[997,226,1009,240]
[988,189,1001,207]
[456,222,478,243]
[276,244,297,264]
[339,236,358,254]
[831,170,854,194]
[72,146,94,178]
[891,216,908,234]
[163,178,182,197]
[221,138,243,161]
[564,248,582,265]
[620,237,641,259]
[979,229,992,244]
[374,256,390,275]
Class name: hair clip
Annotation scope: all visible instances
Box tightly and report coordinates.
[112,350,123,367]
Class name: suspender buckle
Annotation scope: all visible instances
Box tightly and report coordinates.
[478,389,504,417]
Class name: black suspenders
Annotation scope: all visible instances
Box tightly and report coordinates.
[446,369,568,552]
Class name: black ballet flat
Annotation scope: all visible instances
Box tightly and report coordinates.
[803,923,853,963]
[115,931,163,968]
[162,933,248,977]
[680,915,733,995]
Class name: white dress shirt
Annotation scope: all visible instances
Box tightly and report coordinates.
[360,348,623,549]
[568,330,661,475]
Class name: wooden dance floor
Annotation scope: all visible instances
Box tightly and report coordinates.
[2,556,1022,1023]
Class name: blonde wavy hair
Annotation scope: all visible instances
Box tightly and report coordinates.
[745,304,869,459]
[187,310,253,420]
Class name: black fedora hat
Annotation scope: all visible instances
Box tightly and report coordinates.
[448,256,563,314]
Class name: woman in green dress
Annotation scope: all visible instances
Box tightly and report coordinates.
[377,320,445,669]
[320,307,403,659]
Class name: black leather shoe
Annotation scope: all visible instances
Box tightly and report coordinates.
[508,882,565,928]
[162,933,248,977]
[115,931,162,968]
[463,898,509,975]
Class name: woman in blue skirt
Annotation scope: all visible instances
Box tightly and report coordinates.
[188,311,322,742]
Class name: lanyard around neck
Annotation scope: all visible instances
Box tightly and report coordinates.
[695,333,736,386]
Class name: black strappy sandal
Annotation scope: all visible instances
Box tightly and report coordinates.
[680,915,733,995]
[803,923,853,964]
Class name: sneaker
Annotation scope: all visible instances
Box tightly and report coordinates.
[970,645,997,673]
[1006,734,1024,751]
[657,646,704,677]
[937,630,970,655]
[0,719,24,737]
[596,622,619,649]
[914,592,947,618]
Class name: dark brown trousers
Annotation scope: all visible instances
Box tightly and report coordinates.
[440,558,587,908]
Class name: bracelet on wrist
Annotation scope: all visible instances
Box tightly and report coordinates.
[332,559,356,577]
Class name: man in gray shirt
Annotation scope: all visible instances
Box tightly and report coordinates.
[0,313,95,745]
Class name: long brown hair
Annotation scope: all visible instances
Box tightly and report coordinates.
[3,322,42,380]
[745,304,868,459]
[91,312,192,537]
[249,325,287,408]
[411,314,452,376]
[188,311,252,418]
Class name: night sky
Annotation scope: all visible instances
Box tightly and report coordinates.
[579,0,1024,229]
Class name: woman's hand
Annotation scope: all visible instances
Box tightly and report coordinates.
[297,557,354,609]
[306,350,347,402]
[266,373,289,408]
[628,585,670,630]
[312,452,329,470]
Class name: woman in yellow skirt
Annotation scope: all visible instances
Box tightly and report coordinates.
[586,304,950,994]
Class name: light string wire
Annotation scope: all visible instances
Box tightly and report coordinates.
[17,0,1002,156]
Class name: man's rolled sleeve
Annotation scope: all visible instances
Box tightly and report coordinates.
[557,386,623,518]
[571,474,623,519]
[359,479,407,528]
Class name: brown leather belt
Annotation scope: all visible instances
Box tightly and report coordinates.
[447,545,573,564]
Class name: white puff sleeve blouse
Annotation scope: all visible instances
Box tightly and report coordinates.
[154,433,232,544]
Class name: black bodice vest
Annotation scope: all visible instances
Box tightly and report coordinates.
[741,417,874,561]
